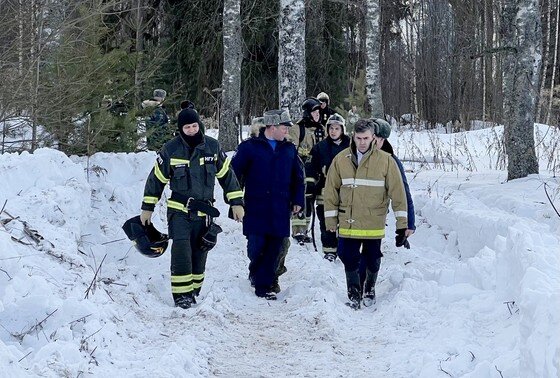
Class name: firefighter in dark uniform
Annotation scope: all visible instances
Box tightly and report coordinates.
[310,113,351,262]
[140,107,245,309]
[288,97,326,244]
[317,92,336,127]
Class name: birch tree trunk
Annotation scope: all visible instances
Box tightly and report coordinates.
[365,0,383,117]
[545,0,560,125]
[134,0,145,106]
[278,0,306,121]
[501,0,540,181]
[220,0,242,151]
[537,0,552,121]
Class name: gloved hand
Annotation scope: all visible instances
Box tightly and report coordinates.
[140,210,153,225]
[395,228,410,249]
[231,205,245,222]
[199,223,223,253]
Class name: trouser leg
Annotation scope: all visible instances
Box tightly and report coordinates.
[360,239,383,295]
[275,237,290,277]
[338,237,363,301]
[168,212,206,301]
[247,234,283,294]
[316,204,337,255]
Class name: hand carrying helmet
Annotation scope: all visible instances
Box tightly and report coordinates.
[122,216,169,258]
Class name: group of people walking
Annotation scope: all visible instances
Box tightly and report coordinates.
[136,92,415,310]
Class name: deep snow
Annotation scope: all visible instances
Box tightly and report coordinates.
[0,125,559,377]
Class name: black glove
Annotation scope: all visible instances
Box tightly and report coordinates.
[395,229,410,249]
[199,223,223,253]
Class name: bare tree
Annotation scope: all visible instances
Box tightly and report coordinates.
[278,0,306,120]
[365,0,383,117]
[220,0,242,151]
[501,0,540,180]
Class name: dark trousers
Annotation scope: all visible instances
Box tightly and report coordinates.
[247,234,284,294]
[337,238,383,299]
[168,211,208,299]
[316,204,338,254]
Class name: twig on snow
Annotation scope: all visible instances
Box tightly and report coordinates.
[84,254,107,299]
[18,351,32,363]
[544,183,560,218]
[438,361,452,377]
[0,268,12,280]
[495,365,504,378]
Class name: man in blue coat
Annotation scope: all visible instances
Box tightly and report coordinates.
[232,109,305,300]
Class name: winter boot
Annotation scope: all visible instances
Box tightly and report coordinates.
[174,293,194,309]
[347,288,362,310]
[270,278,281,294]
[323,252,337,262]
[362,269,379,307]
[345,270,362,310]
[255,289,277,300]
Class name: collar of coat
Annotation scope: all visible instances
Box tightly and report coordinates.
[348,139,374,167]
[255,128,290,146]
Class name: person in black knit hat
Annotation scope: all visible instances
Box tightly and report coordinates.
[138,106,245,309]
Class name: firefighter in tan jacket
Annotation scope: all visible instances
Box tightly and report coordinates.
[324,119,409,309]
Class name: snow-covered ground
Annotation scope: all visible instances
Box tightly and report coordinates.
[0,125,559,377]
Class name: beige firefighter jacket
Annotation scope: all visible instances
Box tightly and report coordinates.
[288,120,325,160]
[323,144,408,239]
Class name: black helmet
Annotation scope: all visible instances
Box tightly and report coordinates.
[122,216,169,258]
[301,97,321,119]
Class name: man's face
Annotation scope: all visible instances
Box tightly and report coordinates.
[328,124,343,140]
[320,101,327,109]
[271,125,289,141]
[354,130,374,153]
[182,122,199,136]
[373,135,384,149]
[311,109,320,123]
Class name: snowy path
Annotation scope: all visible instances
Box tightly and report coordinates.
[1,150,558,377]
[99,171,534,377]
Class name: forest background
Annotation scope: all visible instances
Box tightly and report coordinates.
[0,0,558,179]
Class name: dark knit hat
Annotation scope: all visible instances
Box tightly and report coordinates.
[177,108,200,128]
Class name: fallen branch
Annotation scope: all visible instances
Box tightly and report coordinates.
[495,365,504,378]
[18,351,32,363]
[0,268,12,280]
[544,183,560,218]
[101,238,126,245]
[13,309,58,341]
[84,254,107,299]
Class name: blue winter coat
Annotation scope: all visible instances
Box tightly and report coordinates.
[232,131,305,237]
[381,140,415,230]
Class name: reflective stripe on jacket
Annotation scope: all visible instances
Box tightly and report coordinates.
[141,134,243,213]
[323,144,407,239]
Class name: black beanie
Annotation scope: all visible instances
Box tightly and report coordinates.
[177,108,200,128]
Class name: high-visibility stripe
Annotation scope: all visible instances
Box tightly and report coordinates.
[192,273,204,281]
[216,157,231,178]
[324,210,338,217]
[394,211,407,218]
[305,177,317,183]
[316,195,323,201]
[316,199,324,205]
[323,247,337,253]
[171,285,193,293]
[171,274,193,283]
[341,178,384,187]
[154,164,170,183]
[143,196,159,204]
[167,200,206,217]
[170,158,190,166]
[338,228,385,238]
[226,190,244,200]
[292,219,307,226]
